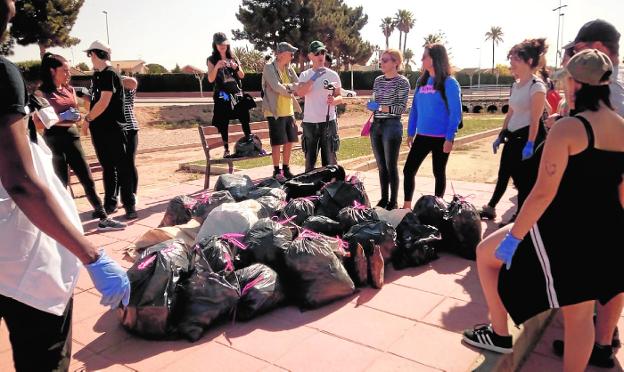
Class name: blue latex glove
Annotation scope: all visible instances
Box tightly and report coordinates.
[219,91,230,101]
[522,141,534,160]
[367,101,380,111]
[492,137,502,154]
[310,68,327,82]
[86,250,131,308]
[59,107,81,122]
[495,233,522,270]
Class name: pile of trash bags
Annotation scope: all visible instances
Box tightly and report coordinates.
[122,167,482,342]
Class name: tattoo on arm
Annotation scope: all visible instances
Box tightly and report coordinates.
[545,162,557,176]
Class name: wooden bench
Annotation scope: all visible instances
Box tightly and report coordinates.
[198,121,273,189]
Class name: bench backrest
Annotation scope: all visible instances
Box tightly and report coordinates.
[198,121,271,153]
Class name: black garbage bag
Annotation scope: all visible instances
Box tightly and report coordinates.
[343,221,397,260]
[337,204,379,234]
[412,195,449,228]
[248,186,287,201]
[214,174,255,201]
[280,197,315,226]
[256,177,282,189]
[284,231,354,309]
[445,196,482,260]
[316,180,369,220]
[122,240,193,339]
[283,165,346,200]
[192,190,235,221]
[158,195,196,227]
[255,196,283,218]
[302,215,342,237]
[235,263,286,321]
[177,253,240,342]
[194,236,238,273]
[232,134,265,158]
[241,219,293,273]
[392,212,441,269]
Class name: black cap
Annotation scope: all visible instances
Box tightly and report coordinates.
[213,32,229,45]
[574,19,620,44]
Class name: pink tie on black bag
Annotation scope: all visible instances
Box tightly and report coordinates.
[360,113,374,137]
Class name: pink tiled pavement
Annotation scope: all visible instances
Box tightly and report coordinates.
[0,167,545,371]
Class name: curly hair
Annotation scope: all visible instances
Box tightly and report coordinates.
[508,38,548,69]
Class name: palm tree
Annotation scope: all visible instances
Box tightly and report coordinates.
[403,48,414,71]
[485,26,504,73]
[394,9,414,54]
[422,32,444,47]
[402,16,415,55]
[380,17,395,50]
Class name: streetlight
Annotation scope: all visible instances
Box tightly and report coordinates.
[476,47,482,88]
[102,10,110,45]
[553,1,568,67]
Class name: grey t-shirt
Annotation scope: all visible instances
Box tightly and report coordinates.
[609,65,624,117]
[508,76,547,132]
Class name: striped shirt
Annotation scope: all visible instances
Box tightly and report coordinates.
[122,89,139,131]
[372,75,410,119]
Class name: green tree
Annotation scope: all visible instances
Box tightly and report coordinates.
[0,31,14,56]
[233,47,266,73]
[380,17,395,50]
[422,31,446,47]
[171,63,182,73]
[395,10,414,55]
[403,48,414,71]
[10,0,85,57]
[75,62,89,71]
[495,63,511,76]
[146,63,169,74]
[485,26,504,73]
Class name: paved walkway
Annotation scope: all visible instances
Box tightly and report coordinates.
[1,166,621,372]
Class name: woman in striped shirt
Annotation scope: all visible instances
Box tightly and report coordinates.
[366,49,411,210]
[122,77,139,196]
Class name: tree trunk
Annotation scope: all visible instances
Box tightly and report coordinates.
[385,36,389,49]
[398,32,402,50]
[39,43,47,58]
[403,32,408,55]
[491,41,495,73]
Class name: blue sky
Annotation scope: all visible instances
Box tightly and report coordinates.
[7,0,624,70]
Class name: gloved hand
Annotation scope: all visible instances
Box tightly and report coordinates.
[86,250,131,308]
[310,68,327,82]
[59,107,81,122]
[492,136,502,154]
[367,101,380,111]
[219,91,230,101]
[495,233,522,270]
[522,141,534,160]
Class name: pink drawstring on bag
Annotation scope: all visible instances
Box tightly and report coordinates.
[360,113,374,136]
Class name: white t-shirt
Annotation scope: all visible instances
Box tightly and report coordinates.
[299,68,342,123]
[507,76,547,132]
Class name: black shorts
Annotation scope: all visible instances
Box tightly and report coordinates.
[268,116,298,146]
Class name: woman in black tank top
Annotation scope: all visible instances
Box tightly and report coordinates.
[464,49,624,371]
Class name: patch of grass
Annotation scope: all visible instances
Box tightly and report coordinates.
[188,115,504,170]
[153,120,203,130]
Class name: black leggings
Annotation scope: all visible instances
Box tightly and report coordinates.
[403,135,449,200]
[487,126,545,209]
[212,95,251,150]
[124,129,139,194]
[43,127,103,211]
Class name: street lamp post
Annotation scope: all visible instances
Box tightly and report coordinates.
[552,1,568,67]
[102,10,110,45]
[477,47,482,88]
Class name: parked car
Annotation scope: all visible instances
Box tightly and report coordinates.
[341,89,357,97]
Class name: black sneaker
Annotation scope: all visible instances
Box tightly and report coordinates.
[104,205,118,215]
[385,201,398,211]
[463,324,513,354]
[223,149,231,158]
[91,209,107,220]
[125,209,138,220]
[479,205,496,220]
[97,218,127,231]
[553,340,615,368]
[282,167,294,179]
[375,200,388,209]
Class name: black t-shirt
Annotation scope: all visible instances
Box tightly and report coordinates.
[89,66,126,129]
[0,56,29,121]
[207,55,241,95]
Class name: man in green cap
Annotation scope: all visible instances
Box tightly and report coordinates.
[296,40,343,172]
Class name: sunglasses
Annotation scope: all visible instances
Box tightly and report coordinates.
[381,57,395,63]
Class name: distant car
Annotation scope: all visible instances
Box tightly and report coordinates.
[341,89,357,97]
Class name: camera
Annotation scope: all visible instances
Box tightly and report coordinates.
[225,61,232,68]
[322,79,336,91]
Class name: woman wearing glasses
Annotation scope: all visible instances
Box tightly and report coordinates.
[366,49,411,210]
[402,43,462,209]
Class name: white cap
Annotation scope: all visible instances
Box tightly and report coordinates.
[84,40,111,54]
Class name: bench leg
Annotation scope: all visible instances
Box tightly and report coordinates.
[204,163,211,190]
[228,160,234,174]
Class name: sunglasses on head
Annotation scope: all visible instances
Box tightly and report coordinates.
[313,50,326,56]
[381,57,395,63]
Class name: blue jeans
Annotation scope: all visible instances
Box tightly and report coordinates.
[370,117,403,204]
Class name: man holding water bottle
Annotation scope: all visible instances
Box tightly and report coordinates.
[296,41,343,172]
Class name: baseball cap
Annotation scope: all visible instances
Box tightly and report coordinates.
[84,40,111,54]
[574,19,620,44]
[309,40,326,54]
[213,32,229,45]
[276,42,298,54]
[565,49,613,86]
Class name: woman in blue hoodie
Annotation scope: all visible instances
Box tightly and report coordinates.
[402,44,462,208]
